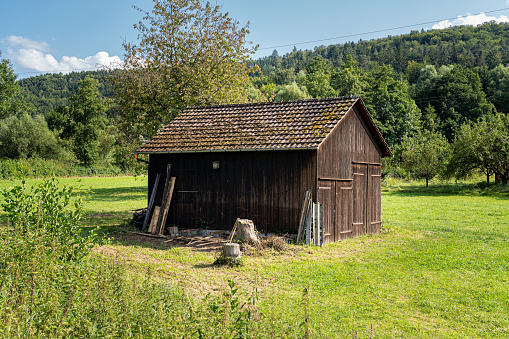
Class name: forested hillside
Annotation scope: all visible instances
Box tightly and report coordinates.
[20,22,509,116]
[249,21,509,78]
[19,70,113,116]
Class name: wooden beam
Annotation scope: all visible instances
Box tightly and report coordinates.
[297,189,312,244]
[142,173,160,232]
[153,164,171,234]
[156,177,176,235]
[148,206,161,234]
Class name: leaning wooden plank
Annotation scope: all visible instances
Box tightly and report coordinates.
[148,206,161,234]
[156,176,176,235]
[296,190,312,243]
[153,165,172,234]
[142,173,160,232]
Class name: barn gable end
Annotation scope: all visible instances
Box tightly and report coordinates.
[316,101,389,244]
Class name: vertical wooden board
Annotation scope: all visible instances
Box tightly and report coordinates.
[148,206,161,234]
[352,163,368,237]
[318,181,334,244]
[335,181,353,241]
[368,164,382,235]
[143,173,160,232]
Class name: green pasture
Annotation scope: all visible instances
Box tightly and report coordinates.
[0,176,508,337]
[0,176,147,227]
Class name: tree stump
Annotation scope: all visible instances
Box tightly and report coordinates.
[233,219,259,243]
[222,243,241,260]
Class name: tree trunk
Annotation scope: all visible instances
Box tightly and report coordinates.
[487,173,490,187]
[426,177,429,187]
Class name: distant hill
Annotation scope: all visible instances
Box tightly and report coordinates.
[19,70,113,116]
[19,22,509,115]
[249,22,509,82]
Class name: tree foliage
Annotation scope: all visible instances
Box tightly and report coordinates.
[414,64,492,140]
[0,52,29,118]
[274,82,310,101]
[303,56,335,98]
[110,0,257,140]
[48,77,109,165]
[0,114,62,160]
[362,64,421,146]
[449,114,509,185]
[400,130,450,187]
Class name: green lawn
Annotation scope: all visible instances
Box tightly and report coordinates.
[1,176,508,338]
[0,176,147,227]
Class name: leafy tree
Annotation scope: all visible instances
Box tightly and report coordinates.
[19,70,113,117]
[50,77,109,165]
[0,52,29,118]
[449,114,509,185]
[304,56,335,98]
[362,64,421,146]
[486,64,509,113]
[0,114,62,160]
[414,64,492,140]
[400,130,450,187]
[448,121,493,184]
[274,82,311,101]
[110,0,257,140]
[331,55,366,96]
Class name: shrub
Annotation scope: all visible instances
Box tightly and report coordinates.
[1,177,99,261]
[0,114,65,160]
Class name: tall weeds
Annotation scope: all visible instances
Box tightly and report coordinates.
[0,178,299,338]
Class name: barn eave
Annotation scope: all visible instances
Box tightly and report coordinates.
[135,146,319,155]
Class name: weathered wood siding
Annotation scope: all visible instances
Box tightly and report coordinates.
[148,150,317,233]
[316,102,383,243]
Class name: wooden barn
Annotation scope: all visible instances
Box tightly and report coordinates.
[136,95,392,244]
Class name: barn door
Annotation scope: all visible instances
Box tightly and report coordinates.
[335,181,353,241]
[367,164,382,235]
[352,163,368,236]
[318,180,353,244]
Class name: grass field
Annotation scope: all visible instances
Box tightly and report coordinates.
[1,176,508,338]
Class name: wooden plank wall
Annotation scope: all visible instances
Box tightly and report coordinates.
[148,150,317,233]
[317,104,382,180]
[316,102,384,242]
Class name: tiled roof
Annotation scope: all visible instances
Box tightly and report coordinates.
[137,96,360,153]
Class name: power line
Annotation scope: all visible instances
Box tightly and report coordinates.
[258,7,509,51]
[13,7,509,76]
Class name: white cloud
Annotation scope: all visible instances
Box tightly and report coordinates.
[3,35,50,52]
[432,13,509,30]
[2,35,122,74]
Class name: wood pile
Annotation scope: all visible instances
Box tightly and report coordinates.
[164,236,226,247]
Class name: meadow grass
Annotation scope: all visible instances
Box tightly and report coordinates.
[1,176,508,338]
[0,175,147,228]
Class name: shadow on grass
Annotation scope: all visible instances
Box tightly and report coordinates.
[384,182,509,199]
[83,186,146,203]
[82,211,132,228]
[193,263,216,269]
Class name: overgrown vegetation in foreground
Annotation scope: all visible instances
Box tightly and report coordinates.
[0,176,508,338]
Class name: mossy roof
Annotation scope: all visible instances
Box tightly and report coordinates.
[136,96,389,155]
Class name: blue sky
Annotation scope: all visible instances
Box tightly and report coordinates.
[1,0,509,78]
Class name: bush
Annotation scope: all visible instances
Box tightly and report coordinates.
[1,177,99,261]
[0,114,66,160]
